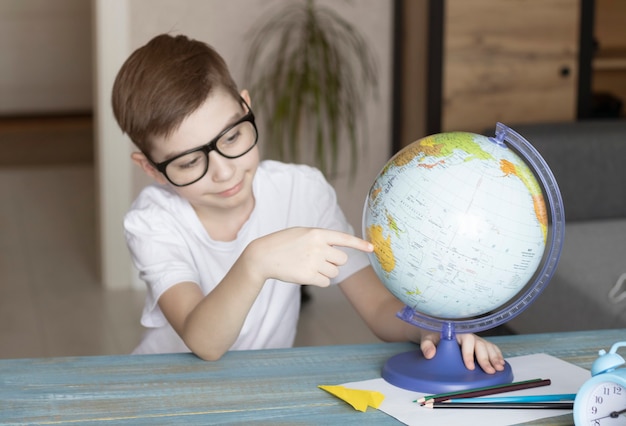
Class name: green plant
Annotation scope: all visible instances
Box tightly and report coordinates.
[244,0,378,179]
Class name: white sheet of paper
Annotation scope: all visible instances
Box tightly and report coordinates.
[342,353,590,426]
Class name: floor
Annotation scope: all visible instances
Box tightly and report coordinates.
[0,117,380,360]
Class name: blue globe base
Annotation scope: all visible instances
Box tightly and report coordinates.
[382,338,513,393]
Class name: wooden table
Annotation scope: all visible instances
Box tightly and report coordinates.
[1,328,624,425]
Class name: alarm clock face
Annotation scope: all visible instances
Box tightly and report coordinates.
[576,380,626,425]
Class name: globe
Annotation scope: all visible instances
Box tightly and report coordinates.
[363,123,565,392]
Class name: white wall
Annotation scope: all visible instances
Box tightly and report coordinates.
[95,0,393,289]
[0,0,92,114]
[93,0,133,290]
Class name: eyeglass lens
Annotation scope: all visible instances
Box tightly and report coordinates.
[165,120,257,186]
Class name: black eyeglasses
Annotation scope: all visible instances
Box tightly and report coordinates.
[146,98,258,187]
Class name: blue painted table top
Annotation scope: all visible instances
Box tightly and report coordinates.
[1,328,625,424]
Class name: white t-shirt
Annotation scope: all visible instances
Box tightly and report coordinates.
[124,160,370,355]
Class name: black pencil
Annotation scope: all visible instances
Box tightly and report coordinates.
[429,401,574,410]
[417,378,551,405]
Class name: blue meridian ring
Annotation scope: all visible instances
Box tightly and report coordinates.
[396,122,566,335]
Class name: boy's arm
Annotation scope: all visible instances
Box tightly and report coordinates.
[158,227,373,361]
[339,266,506,374]
[157,254,266,361]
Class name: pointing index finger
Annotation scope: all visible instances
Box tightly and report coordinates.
[326,229,374,253]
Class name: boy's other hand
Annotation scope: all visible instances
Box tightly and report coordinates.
[246,227,373,287]
[419,331,506,374]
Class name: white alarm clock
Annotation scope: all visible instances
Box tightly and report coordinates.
[573,341,626,425]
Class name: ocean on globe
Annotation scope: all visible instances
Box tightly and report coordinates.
[363,131,548,320]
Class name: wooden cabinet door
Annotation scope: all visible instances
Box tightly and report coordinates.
[440,0,580,133]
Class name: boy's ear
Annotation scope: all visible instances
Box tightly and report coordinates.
[130,151,168,184]
[240,89,251,108]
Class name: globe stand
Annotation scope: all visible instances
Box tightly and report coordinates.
[382,317,513,393]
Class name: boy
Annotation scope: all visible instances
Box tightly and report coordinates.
[112,33,505,373]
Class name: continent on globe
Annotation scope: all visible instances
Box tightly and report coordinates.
[364,131,548,320]
[367,224,395,273]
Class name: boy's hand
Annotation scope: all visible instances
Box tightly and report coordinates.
[247,227,373,287]
[419,331,506,374]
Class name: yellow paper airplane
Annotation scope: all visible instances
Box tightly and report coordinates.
[319,385,385,412]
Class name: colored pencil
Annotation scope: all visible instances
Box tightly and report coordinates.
[416,378,551,404]
[444,393,576,404]
[428,401,574,410]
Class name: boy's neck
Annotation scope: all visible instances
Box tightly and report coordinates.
[192,198,255,242]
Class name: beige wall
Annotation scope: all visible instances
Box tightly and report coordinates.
[95,0,394,289]
[0,0,92,114]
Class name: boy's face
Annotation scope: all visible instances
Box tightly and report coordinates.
[133,89,260,214]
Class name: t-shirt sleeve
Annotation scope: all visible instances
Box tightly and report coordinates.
[124,205,200,327]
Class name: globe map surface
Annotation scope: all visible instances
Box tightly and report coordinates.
[363,131,548,320]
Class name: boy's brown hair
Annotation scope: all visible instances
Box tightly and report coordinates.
[111,34,240,153]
